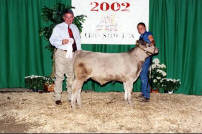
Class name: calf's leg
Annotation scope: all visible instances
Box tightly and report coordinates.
[123,81,133,104]
[71,79,84,109]
[124,88,128,101]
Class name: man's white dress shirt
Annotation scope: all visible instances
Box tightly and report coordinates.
[49,22,81,58]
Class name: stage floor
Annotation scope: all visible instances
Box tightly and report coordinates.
[0,91,202,133]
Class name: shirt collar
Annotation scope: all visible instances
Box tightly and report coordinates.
[63,22,71,28]
[141,31,147,36]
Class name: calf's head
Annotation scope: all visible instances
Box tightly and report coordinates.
[136,40,159,56]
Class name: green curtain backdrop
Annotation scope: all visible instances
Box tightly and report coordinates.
[149,0,202,95]
[0,0,71,88]
[0,0,202,95]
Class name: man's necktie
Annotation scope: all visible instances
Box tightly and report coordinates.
[68,25,77,52]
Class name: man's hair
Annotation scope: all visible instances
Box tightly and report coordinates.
[137,22,146,28]
[62,9,74,17]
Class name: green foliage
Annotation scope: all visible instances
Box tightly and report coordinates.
[161,78,181,92]
[73,15,86,33]
[40,3,86,58]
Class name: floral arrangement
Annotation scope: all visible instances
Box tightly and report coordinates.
[161,78,181,92]
[149,58,167,89]
[24,75,55,92]
[149,58,181,93]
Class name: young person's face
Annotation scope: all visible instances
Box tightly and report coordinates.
[63,13,74,25]
[137,25,146,34]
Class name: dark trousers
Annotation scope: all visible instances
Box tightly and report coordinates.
[140,56,152,99]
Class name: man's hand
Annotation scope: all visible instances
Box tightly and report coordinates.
[62,39,69,45]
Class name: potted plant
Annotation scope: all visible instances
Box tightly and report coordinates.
[149,58,167,93]
[161,78,181,94]
[43,76,55,92]
[25,75,55,92]
[24,75,46,92]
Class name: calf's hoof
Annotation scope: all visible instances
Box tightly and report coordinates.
[71,103,76,109]
[68,94,72,102]
[127,99,133,105]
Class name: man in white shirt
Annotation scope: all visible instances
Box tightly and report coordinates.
[49,9,81,105]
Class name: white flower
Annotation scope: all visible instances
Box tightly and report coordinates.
[157,69,161,73]
[167,78,172,81]
[157,77,161,79]
[153,58,160,64]
[157,69,164,74]
[162,71,167,77]
[153,79,157,83]
[161,64,166,68]
[156,64,162,68]
[25,75,46,79]
[24,76,30,79]
[152,64,157,68]
[30,75,35,79]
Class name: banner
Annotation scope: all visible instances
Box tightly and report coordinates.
[72,0,149,44]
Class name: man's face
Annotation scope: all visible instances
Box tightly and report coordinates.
[137,25,146,34]
[63,13,74,25]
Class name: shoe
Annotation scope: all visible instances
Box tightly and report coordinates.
[136,94,144,99]
[55,100,62,105]
[139,97,150,102]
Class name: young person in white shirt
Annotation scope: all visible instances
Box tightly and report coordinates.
[49,9,81,105]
